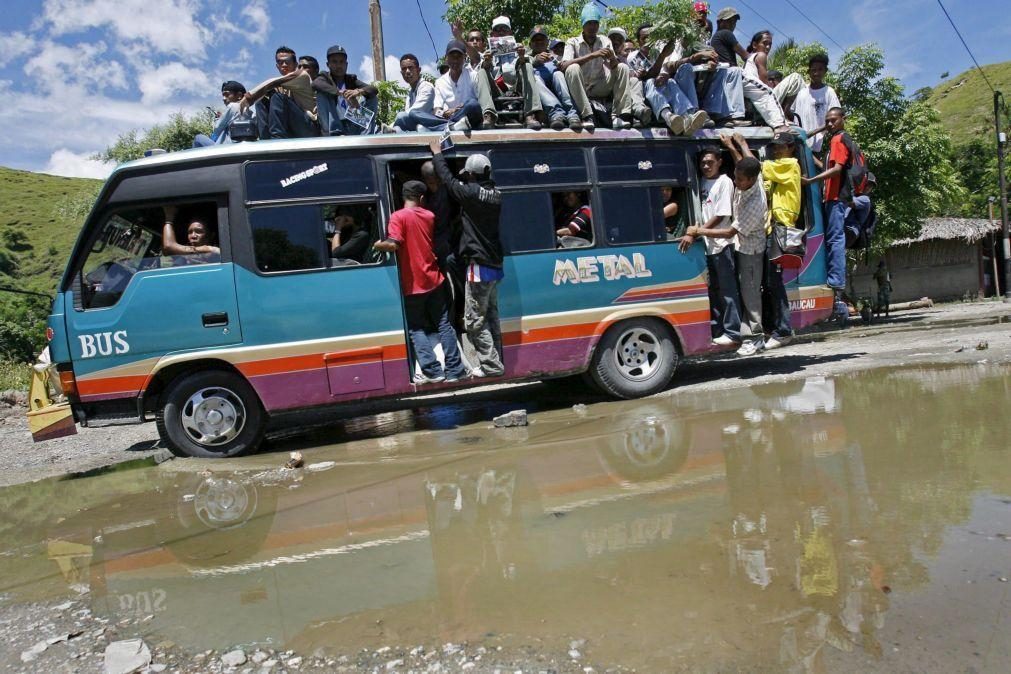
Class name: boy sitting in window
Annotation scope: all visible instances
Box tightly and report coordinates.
[555,191,592,247]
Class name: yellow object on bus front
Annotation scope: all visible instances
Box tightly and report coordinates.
[27,364,77,442]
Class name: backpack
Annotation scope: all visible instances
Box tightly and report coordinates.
[834,131,869,199]
[845,198,877,251]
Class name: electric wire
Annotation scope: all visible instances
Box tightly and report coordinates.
[415,0,440,62]
[935,0,995,95]
[781,0,844,51]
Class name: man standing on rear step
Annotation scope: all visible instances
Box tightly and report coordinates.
[374,181,467,385]
[429,140,505,378]
[803,107,852,323]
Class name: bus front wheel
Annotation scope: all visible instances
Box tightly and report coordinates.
[588,318,679,399]
[156,370,265,458]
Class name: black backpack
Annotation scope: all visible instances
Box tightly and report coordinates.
[834,131,869,199]
[845,199,877,250]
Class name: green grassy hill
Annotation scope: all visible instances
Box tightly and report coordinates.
[926,61,1011,146]
[0,167,99,297]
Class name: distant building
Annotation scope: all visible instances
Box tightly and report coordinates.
[851,217,1005,303]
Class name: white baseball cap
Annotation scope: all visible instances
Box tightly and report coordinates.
[491,15,511,30]
[607,27,628,41]
[460,154,492,176]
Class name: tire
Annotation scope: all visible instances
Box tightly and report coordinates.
[601,405,690,482]
[156,369,265,458]
[588,318,679,399]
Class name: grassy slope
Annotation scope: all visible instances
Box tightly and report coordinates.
[926,61,1011,146]
[0,167,99,296]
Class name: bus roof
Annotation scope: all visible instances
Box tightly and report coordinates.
[114,125,784,177]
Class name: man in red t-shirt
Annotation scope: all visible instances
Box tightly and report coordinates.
[803,106,851,316]
[374,181,467,384]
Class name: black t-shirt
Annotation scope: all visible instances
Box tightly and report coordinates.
[710,29,739,66]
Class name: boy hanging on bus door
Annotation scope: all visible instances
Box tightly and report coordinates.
[374,181,468,384]
[678,146,742,347]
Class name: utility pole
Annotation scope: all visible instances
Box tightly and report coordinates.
[369,0,386,81]
[995,90,1010,301]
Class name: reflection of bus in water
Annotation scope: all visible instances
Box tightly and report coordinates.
[30,126,833,457]
[45,379,892,669]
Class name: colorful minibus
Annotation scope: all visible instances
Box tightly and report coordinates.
[27,126,834,457]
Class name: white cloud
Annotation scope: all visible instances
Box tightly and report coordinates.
[26,40,127,92]
[0,32,37,67]
[137,61,212,104]
[358,54,439,87]
[42,0,210,61]
[43,149,113,179]
[240,1,271,42]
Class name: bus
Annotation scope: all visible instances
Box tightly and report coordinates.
[27,126,834,457]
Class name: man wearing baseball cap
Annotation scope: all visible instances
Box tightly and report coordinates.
[529,25,584,130]
[313,44,380,136]
[559,1,633,130]
[428,139,505,377]
[193,81,252,147]
[432,40,486,131]
[607,25,654,126]
[472,14,544,129]
[694,2,714,38]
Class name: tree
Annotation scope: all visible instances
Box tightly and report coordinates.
[444,0,563,40]
[544,0,674,44]
[96,110,215,164]
[767,38,829,77]
[375,80,409,127]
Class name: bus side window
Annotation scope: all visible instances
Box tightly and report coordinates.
[499,190,595,253]
[599,186,668,245]
[325,202,382,267]
[77,201,219,310]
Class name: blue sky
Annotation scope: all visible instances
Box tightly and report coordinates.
[0,0,1008,178]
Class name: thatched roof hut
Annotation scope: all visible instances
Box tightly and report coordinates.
[892,217,1001,246]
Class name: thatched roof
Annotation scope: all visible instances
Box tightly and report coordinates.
[892,218,1002,246]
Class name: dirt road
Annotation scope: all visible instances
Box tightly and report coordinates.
[1,300,1008,488]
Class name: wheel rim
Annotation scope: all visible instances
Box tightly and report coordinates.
[612,326,663,381]
[192,478,257,529]
[622,417,671,467]
[180,387,246,447]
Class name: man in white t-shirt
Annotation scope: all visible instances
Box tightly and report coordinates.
[678,147,742,345]
[793,53,841,154]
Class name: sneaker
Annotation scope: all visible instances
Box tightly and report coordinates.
[469,366,486,378]
[765,335,792,350]
[451,116,471,132]
[662,110,685,135]
[380,123,398,134]
[719,118,752,128]
[549,115,566,131]
[581,116,595,131]
[445,371,468,383]
[685,110,710,135]
[736,340,763,357]
[569,115,583,131]
[413,372,446,385]
[525,114,542,130]
[713,335,740,347]
[482,112,497,128]
[611,117,628,131]
[633,105,652,126]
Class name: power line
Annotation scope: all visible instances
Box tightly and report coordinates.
[935,0,995,95]
[415,0,440,62]
[781,0,844,51]
[737,0,794,42]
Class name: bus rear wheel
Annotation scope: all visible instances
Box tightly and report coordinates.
[588,318,679,399]
[156,370,265,458]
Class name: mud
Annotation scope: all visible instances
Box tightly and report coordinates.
[1,361,1009,672]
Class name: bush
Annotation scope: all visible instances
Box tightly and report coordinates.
[0,359,30,391]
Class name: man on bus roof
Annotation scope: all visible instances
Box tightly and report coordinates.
[314,45,379,136]
[240,46,319,139]
[429,141,505,378]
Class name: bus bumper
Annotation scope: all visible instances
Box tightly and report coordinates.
[27,359,77,442]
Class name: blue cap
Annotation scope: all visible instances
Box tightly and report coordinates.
[580,2,602,25]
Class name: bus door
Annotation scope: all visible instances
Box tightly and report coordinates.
[234,156,407,412]
[66,195,242,404]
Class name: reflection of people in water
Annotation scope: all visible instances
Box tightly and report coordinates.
[330,206,371,263]
[660,186,680,238]
[555,191,592,241]
[162,205,221,261]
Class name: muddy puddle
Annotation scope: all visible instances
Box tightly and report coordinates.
[1,364,1009,671]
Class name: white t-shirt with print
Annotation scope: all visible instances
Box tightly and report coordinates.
[794,84,840,153]
[701,174,736,255]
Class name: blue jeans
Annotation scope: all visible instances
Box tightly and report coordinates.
[405,285,466,379]
[393,100,483,132]
[533,67,580,122]
[825,200,848,289]
[699,65,745,120]
[763,233,793,339]
[255,92,319,139]
[706,246,742,341]
[192,133,215,148]
[844,195,872,246]
[317,92,379,136]
[644,63,699,117]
